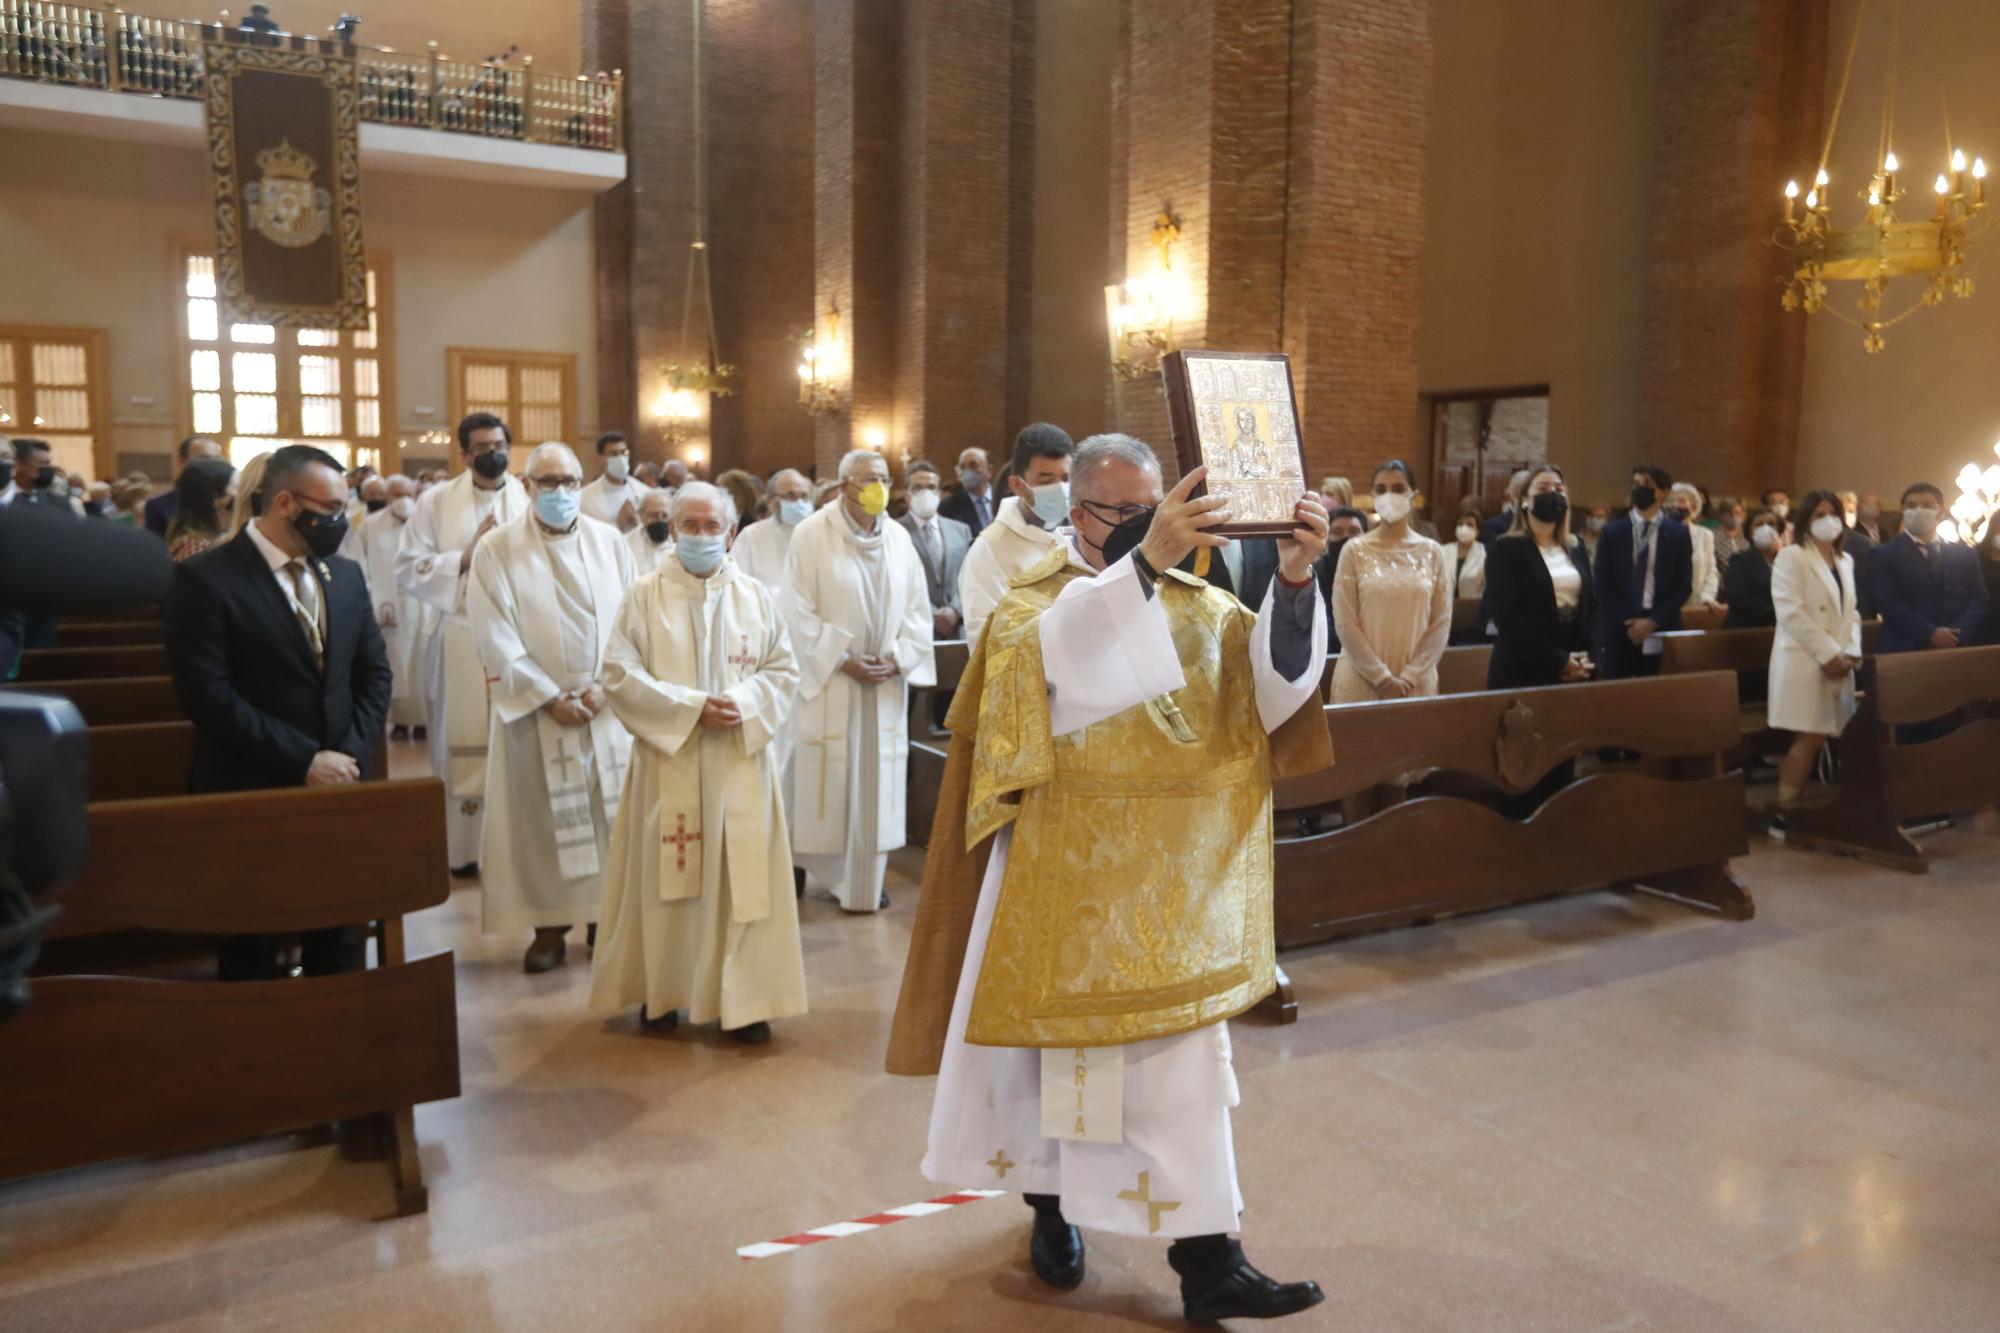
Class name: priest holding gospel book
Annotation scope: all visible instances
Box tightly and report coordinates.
[887,434,1332,1323]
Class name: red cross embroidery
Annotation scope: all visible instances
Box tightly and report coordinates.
[727,635,757,670]
[662,812,702,871]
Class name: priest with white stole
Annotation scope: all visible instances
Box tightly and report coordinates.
[579,431,648,531]
[887,435,1333,1324]
[733,466,812,846]
[593,481,806,1044]
[467,441,636,973]
[958,422,1075,647]
[784,449,935,913]
[397,412,528,876]
[345,473,430,739]
[625,488,675,577]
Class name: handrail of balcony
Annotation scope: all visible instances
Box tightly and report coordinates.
[0,1,624,152]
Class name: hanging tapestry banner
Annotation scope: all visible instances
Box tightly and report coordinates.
[203,36,368,329]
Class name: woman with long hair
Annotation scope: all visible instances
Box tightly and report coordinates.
[1483,464,1594,689]
[165,457,238,562]
[1767,490,1861,833]
[1329,460,1450,703]
[225,452,274,541]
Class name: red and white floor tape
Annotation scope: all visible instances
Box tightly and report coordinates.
[736,1189,1008,1261]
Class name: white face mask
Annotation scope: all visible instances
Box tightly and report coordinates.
[1809,514,1845,544]
[604,455,630,483]
[908,488,941,521]
[1373,490,1413,524]
[1771,502,1790,520]
[389,495,414,521]
[1455,523,1478,543]
[1902,506,1939,538]
[1751,525,1779,551]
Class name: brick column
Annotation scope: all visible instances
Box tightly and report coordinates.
[587,0,815,477]
[1639,0,1827,497]
[1107,0,1431,486]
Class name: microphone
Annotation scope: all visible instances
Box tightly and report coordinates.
[0,507,173,615]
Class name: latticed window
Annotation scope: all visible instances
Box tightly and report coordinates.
[0,325,111,480]
[174,242,396,470]
[446,348,575,471]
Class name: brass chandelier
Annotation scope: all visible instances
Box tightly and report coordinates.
[1774,0,1988,353]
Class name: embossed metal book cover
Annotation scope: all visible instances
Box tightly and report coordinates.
[1161,350,1309,537]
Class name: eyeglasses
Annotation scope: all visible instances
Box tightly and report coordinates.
[1079,499,1150,524]
[530,476,581,494]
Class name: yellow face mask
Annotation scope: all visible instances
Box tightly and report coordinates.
[854,480,890,516]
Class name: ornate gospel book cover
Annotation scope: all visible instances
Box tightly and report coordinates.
[1160,350,1309,537]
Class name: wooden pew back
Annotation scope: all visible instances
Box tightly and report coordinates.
[56,620,166,648]
[3,778,458,1209]
[2,676,183,725]
[15,644,171,681]
[1320,643,1493,700]
[1273,671,1752,952]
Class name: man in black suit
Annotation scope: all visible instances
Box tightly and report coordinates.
[940,445,998,536]
[163,444,393,980]
[1593,462,1693,680]
[145,435,222,537]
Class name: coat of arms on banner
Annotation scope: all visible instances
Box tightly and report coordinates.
[242,140,332,249]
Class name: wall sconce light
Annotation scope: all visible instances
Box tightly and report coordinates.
[797,300,844,416]
[654,378,706,451]
[861,425,888,450]
[1105,209,1189,382]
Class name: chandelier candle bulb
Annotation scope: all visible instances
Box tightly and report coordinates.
[1785,179,1799,221]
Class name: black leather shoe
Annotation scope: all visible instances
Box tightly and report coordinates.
[1028,1205,1084,1289]
[727,1020,772,1045]
[450,862,479,880]
[641,1006,677,1032]
[1171,1236,1322,1323]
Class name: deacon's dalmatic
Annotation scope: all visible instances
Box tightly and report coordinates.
[397,417,527,868]
[783,451,935,913]
[465,443,635,962]
[593,481,807,1037]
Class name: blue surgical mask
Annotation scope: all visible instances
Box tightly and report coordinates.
[677,533,726,575]
[1029,480,1070,529]
[535,488,579,529]
[779,497,811,526]
[958,467,986,492]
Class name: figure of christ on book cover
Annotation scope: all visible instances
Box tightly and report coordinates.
[1184,353,1307,531]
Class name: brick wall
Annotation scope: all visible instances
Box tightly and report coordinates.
[1639,0,1826,497]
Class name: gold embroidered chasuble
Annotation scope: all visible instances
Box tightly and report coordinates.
[945,549,1328,1050]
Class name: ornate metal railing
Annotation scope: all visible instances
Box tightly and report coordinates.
[0,1,623,151]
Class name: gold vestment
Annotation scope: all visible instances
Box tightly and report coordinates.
[957,552,1319,1049]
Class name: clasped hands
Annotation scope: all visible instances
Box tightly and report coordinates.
[1821,653,1860,680]
[840,655,900,686]
[1136,465,1330,583]
[546,681,608,727]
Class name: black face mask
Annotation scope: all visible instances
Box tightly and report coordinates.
[290,499,349,560]
[1088,504,1205,576]
[1630,484,1656,511]
[84,499,106,517]
[33,465,56,490]
[365,498,388,513]
[645,520,672,545]
[470,449,510,481]
[1530,491,1570,525]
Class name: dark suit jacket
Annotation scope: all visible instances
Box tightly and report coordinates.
[1233,538,1283,611]
[1593,511,1693,676]
[1842,528,1877,618]
[1478,510,1513,549]
[1980,549,2000,646]
[163,529,393,792]
[1867,532,1989,654]
[898,512,972,617]
[1719,548,1777,628]
[938,487,996,539]
[144,490,178,537]
[1485,534,1595,689]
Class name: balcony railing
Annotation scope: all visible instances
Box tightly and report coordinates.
[0,1,623,152]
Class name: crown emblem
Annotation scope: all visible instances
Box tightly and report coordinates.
[255,139,317,182]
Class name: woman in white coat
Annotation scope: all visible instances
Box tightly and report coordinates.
[1670,482,1720,607]
[1767,490,1862,826]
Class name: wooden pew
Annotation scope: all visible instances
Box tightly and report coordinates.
[1784,644,2000,871]
[15,644,171,681]
[2,779,458,1214]
[1269,672,1751,1007]
[86,721,392,801]
[56,619,165,648]
[1320,643,1493,700]
[906,640,973,847]
[1658,622,1884,744]
[1679,604,1728,633]
[2,675,183,725]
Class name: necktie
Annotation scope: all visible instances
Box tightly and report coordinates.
[923,520,942,569]
[289,559,326,666]
[975,493,990,527]
[1632,519,1651,607]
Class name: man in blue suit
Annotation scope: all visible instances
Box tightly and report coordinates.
[1594,463,1694,679]
[1868,482,1988,655]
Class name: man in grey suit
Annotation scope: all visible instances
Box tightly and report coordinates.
[899,459,973,641]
